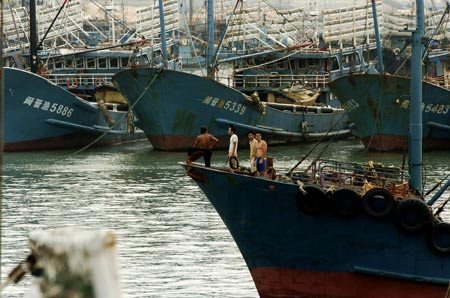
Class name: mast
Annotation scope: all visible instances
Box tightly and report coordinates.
[0,0,4,282]
[206,0,214,78]
[409,0,424,193]
[371,0,384,73]
[29,0,38,73]
[158,0,168,69]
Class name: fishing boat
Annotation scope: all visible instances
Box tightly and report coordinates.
[3,67,142,151]
[113,66,352,151]
[181,1,450,297]
[330,4,450,151]
[1,3,144,152]
[112,1,384,151]
[227,1,381,107]
[1,0,186,151]
[41,40,181,102]
[330,71,450,151]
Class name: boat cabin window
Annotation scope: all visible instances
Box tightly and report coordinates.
[276,60,285,69]
[331,57,339,70]
[140,54,150,65]
[288,60,296,70]
[298,59,306,69]
[342,53,360,69]
[3,56,17,67]
[98,58,107,69]
[110,57,119,68]
[53,58,63,69]
[121,57,129,68]
[74,57,84,69]
[363,49,376,65]
[64,58,73,69]
[87,57,96,69]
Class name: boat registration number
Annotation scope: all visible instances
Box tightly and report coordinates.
[422,103,450,114]
[202,96,246,115]
[23,96,74,117]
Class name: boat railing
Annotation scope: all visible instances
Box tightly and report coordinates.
[45,73,114,89]
[232,73,329,89]
[425,75,450,88]
[307,159,410,197]
[44,57,181,89]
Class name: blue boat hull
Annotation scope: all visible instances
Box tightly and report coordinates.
[182,163,450,297]
[113,67,351,151]
[330,74,450,151]
[4,67,144,151]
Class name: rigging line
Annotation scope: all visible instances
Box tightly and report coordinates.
[180,8,204,75]
[213,0,243,67]
[0,0,4,284]
[61,68,163,158]
[89,0,145,40]
[288,111,348,176]
[424,173,450,197]
[6,0,26,53]
[260,0,302,34]
[234,49,302,72]
[302,119,350,175]
[37,0,69,50]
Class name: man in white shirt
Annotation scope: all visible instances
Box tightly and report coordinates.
[227,125,238,168]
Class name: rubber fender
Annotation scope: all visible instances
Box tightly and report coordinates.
[296,185,329,216]
[394,198,432,234]
[331,188,361,217]
[427,222,450,255]
[362,188,396,219]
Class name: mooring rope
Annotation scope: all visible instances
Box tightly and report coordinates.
[62,67,163,158]
[288,111,348,176]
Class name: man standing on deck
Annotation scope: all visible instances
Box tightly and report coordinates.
[255,132,267,176]
[248,131,257,173]
[187,126,218,167]
[228,125,238,169]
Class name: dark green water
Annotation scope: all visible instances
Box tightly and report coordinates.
[1,138,449,297]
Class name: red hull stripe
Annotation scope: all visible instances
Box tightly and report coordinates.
[251,267,447,298]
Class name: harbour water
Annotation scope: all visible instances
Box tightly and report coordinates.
[1,138,449,297]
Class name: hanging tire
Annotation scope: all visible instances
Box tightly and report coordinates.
[394,198,431,234]
[331,188,361,217]
[296,185,328,216]
[427,222,450,255]
[362,188,396,219]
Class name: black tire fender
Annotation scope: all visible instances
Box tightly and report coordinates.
[296,185,328,216]
[362,188,396,218]
[331,188,361,217]
[394,198,431,234]
[427,222,450,255]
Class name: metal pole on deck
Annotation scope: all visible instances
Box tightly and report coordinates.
[158,0,168,69]
[409,0,424,194]
[371,0,384,73]
[206,0,214,78]
[29,0,38,73]
[0,0,4,284]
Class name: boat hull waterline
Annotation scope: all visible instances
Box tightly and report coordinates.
[182,163,450,298]
[4,67,144,151]
[113,67,351,151]
[330,74,450,151]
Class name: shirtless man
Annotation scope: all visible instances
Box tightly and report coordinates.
[188,126,218,167]
[248,131,257,173]
[254,132,267,176]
